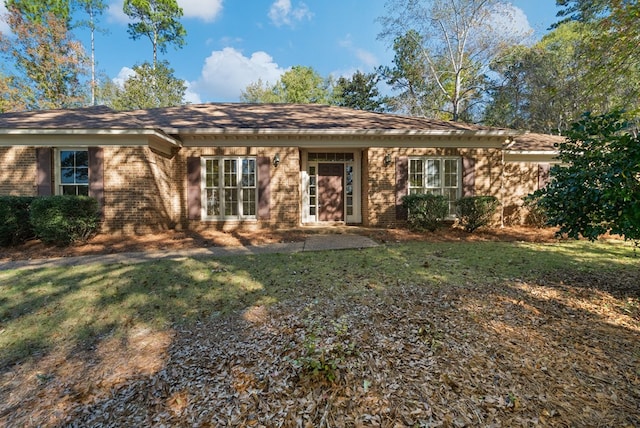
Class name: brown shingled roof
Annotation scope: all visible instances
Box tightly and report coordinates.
[4,104,564,148]
[0,105,145,129]
[128,103,504,133]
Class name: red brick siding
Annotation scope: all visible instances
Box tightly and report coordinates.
[0,147,38,196]
[365,147,504,227]
[100,146,178,234]
[175,147,300,232]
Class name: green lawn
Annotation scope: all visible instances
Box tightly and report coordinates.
[1,239,638,426]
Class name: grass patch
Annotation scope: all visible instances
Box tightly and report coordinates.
[1,239,639,426]
[1,239,636,369]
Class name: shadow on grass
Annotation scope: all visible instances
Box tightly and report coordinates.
[0,240,638,425]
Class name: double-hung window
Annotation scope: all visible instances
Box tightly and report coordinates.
[409,157,461,216]
[203,157,256,219]
[58,149,89,195]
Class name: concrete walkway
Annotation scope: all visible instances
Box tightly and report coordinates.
[0,234,379,271]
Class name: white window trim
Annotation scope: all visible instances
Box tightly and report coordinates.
[409,156,462,217]
[201,156,257,221]
[55,147,89,196]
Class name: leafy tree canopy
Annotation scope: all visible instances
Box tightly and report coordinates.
[5,0,71,24]
[109,61,186,110]
[377,0,530,121]
[333,71,388,112]
[532,110,640,243]
[123,0,186,68]
[0,8,88,110]
[240,66,332,104]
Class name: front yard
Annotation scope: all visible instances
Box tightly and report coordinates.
[1,238,638,426]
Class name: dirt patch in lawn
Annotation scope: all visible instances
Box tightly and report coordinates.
[0,225,561,261]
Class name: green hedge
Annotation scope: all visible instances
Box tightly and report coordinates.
[0,196,36,246]
[402,193,450,232]
[456,196,500,232]
[29,196,101,246]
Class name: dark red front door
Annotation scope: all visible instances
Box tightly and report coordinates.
[318,163,344,221]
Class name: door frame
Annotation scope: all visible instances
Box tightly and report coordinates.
[301,149,362,224]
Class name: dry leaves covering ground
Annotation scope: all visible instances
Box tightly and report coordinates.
[1,227,639,427]
[0,225,557,262]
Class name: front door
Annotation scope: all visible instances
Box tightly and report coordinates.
[318,163,344,221]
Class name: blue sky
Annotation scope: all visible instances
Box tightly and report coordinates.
[1,0,562,103]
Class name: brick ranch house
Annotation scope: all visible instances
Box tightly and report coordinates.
[0,103,561,234]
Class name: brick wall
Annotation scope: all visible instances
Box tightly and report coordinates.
[100,146,178,234]
[176,146,301,232]
[0,147,37,196]
[365,147,504,227]
[502,162,544,226]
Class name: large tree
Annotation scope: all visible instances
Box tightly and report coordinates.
[378,0,530,121]
[333,71,387,112]
[0,7,88,109]
[109,61,186,110]
[74,0,108,106]
[0,73,27,113]
[377,31,434,117]
[532,110,640,243]
[240,66,331,104]
[553,0,640,103]
[4,0,71,24]
[484,18,640,133]
[123,0,187,69]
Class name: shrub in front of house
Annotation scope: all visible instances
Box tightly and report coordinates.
[402,193,450,232]
[29,196,101,246]
[456,196,500,232]
[0,196,36,246]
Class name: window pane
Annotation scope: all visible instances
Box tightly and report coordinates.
[242,189,256,216]
[224,160,237,187]
[76,167,89,184]
[426,160,441,187]
[444,188,458,215]
[61,168,75,183]
[444,159,458,188]
[205,159,219,187]
[77,185,89,196]
[75,151,89,167]
[225,189,238,216]
[409,159,424,188]
[206,189,220,216]
[242,159,256,187]
[60,151,75,167]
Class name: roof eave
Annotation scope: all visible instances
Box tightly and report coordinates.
[0,128,181,149]
[169,128,520,137]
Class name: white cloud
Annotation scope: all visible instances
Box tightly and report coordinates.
[190,47,287,101]
[339,34,379,69]
[112,66,135,87]
[268,0,313,27]
[107,0,129,23]
[179,0,223,22]
[0,2,11,35]
[108,0,223,24]
[488,4,534,44]
[183,81,202,104]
